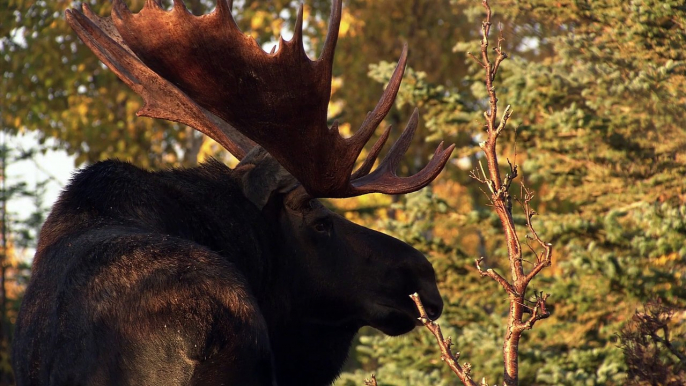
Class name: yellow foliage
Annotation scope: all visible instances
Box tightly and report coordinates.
[340,10,363,37]
[197,136,213,164]
[327,76,345,122]
[303,5,312,23]
[336,122,351,137]
[330,76,343,95]
[651,252,679,267]
[0,240,19,268]
[76,103,88,117]
[250,10,267,31]
[270,18,284,37]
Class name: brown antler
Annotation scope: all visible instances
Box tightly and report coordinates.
[68,0,454,198]
[65,2,256,159]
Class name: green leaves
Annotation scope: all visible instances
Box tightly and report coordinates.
[3,0,227,168]
[4,0,685,383]
[337,0,686,384]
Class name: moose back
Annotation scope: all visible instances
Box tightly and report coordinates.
[12,0,454,385]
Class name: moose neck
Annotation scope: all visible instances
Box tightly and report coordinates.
[269,319,357,385]
[258,264,359,386]
[157,163,360,385]
[249,193,356,385]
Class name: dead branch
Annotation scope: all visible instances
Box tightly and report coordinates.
[476,257,516,295]
[409,1,552,385]
[364,374,378,386]
[467,1,553,384]
[410,293,480,386]
[620,299,686,384]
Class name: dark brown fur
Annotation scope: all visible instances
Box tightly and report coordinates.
[13,159,443,385]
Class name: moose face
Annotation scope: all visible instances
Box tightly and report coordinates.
[276,188,443,336]
[65,1,454,335]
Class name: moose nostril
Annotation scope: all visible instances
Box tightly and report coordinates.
[425,305,440,320]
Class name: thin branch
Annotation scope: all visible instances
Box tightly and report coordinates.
[475,257,516,295]
[495,105,513,137]
[469,169,488,184]
[512,125,518,168]
[478,160,487,180]
[410,293,479,386]
[653,328,686,363]
[516,292,551,332]
[524,258,551,286]
[518,184,553,285]
[491,25,508,80]
[468,51,487,68]
[364,374,378,386]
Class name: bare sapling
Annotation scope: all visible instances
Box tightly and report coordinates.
[410,1,554,385]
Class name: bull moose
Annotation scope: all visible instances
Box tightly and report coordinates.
[12,0,455,384]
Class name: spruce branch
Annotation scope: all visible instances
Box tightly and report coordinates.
[619,298,686,383]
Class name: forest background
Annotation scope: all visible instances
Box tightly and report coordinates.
[1,0,685,385]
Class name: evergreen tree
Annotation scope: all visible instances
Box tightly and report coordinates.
[0,133,47,384]
[2,0,685,384]
[336,0,686,384]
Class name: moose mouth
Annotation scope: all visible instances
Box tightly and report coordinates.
[370,303,424,336]
[370,291,443,336]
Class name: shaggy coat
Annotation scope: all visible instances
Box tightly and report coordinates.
[13,159,443,385]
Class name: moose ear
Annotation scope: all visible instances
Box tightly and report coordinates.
[235,147,300,209]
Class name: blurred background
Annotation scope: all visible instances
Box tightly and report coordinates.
[1,0,685,384]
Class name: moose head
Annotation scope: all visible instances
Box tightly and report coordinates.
[13,1,455,385]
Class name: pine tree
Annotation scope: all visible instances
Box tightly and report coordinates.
[337,0,686,384]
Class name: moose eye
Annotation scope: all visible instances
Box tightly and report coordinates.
[313,221,329,233]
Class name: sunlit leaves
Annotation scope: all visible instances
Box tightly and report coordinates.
[3,0,685,384]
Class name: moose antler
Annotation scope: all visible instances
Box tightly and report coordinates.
[65,2,256,159]
[67,0,454,198]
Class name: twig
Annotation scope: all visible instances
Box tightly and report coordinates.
[491,26,508,81]
[410,293,480,386]
[495,105,512,136]
[364,374,378,386]
[619,298,685,381]
[652,327,686,363]
[475,257,516,295]
[516,292,550,332]
[517,185,553,284]
[468,52,487,68]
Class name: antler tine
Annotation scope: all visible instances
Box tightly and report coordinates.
[351,124,392,179]
[172,0,188,11]
[353,142,455,195]
[319,0,342,64]
[144,0,162,10]
[346,44,408,161]
[112,0,132,20]
[381,108,421,173]
[351,110,456,194]
[66,3,255,159]
[216,0,230,15]
[293,3,305,49]
[214,0,240,30]
[70,0,453,198]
